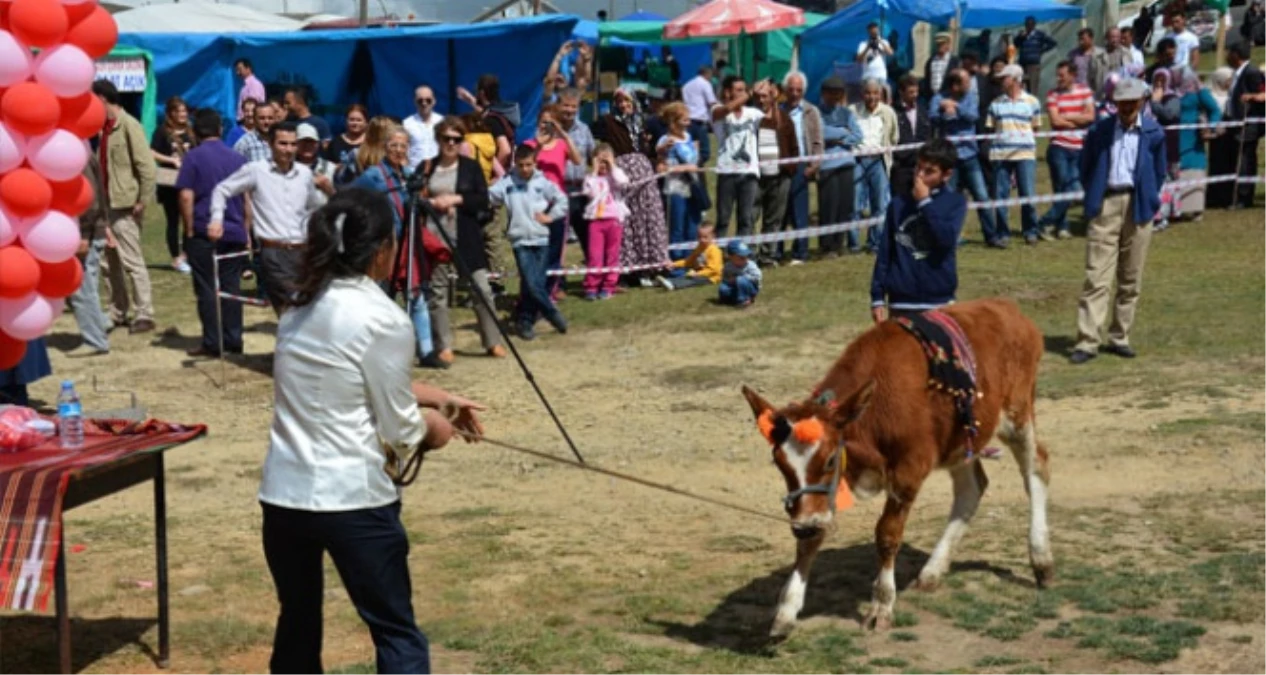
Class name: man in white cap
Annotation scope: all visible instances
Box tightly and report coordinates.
[1069,78,1166,365]
[295,123,337,182]
[920,32,960,102]
[985,63,1043,246]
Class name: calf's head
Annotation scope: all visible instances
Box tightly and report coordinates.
[741,383,873,540]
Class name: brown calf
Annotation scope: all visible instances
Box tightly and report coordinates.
[742,298,1051,637]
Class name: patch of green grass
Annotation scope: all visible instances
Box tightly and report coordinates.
[889,631,919,642]
[1047,615,1206,664]
[870,656,910,668]
[892,610,919,628]
[441,506,499,520]
[171,475,219,491]
[1151,412,1266,437]
[705,534,773,553]
[171,616,272,658]
[974,654,1024,668]
[329,661,375,674]
[1230,634,1254,644]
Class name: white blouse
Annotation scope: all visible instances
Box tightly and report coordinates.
[259,275,425,511]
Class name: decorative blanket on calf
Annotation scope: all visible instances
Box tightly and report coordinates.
[892,310,984,457]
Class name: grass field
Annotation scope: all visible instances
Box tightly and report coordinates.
[0,115,1262,672]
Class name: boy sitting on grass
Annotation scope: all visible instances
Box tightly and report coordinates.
[719,240,762,308]
[489,144,570,340]
[870,138,966,323]
[657,223,723,291]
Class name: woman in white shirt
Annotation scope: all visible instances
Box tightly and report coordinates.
[259,188,485,674]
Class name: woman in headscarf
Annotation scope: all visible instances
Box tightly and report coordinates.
[1171,65,1221,220]
[151,96,195,273]
[1206,67,1240,209]
[594,88,669,288]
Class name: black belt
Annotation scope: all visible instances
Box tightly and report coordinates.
[1106,186,1132,195]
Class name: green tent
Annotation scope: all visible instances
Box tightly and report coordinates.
[96,45,158,138]
[728,12,829,84]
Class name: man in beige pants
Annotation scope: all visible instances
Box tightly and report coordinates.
[1069,78,1167,364]
[93,79,157,334]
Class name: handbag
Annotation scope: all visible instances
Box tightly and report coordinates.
[155,166,179,187]
[421,226,451,265]
[687,173,711,213]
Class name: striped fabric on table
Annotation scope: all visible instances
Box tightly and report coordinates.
[0,419,205,612]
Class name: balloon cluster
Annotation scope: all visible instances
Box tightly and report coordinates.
[0,0,117,368]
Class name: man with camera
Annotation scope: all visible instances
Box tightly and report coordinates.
[856,23,894,89]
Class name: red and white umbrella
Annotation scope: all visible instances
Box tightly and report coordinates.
[663,0,805,40]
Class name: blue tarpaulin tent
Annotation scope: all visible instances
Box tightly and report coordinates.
[119,15,578,141]
[571,12,713,85]
[961,0,1082,28]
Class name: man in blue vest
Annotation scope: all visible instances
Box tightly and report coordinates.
[1069,78,1166,365]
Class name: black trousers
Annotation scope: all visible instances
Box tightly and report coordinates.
[258,246,304,312]
[157,187,184,260]
[186,236,244,354]
[1236,133,1261,207]
[262,501,430,674]
[817,165,856,254]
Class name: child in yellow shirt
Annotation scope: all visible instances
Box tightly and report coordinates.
[657,223,723,291]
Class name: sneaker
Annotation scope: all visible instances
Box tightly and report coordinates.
[638,277,655,288]
[1068,350,1096,365]
[546,313,568,334]
[598,291,613,300]
[174,258,192,274]
[789,259,805,266]
[419,352,451,369]
[1038,230,1056,242]
[1056,230,1072,240]
[1024,235,1039,246]
[68,345,109,358]
[656,276,674,291]
[517,324,537,341]
[584,292,599,301]
[1102,343,1137,359]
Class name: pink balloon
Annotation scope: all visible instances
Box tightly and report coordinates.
[0,292,58,341]
[0,124,25,174]
[19,209,79,263]
[33,44,95,98]
[26,129,86,181]
[0,31,34,88]
[0,207,20,248]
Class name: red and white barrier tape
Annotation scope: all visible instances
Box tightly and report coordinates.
[217,291,270,307]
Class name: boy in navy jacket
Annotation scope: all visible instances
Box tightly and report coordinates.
[870,138,967,322]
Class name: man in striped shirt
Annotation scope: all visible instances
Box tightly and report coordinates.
[1039,61,1095,240]
[233,102,275,163]
[986,64,1043,245]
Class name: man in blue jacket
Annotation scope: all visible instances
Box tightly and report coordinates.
[1070,78,1166,364]
[930,69,1001,247]
[870,139,966,323]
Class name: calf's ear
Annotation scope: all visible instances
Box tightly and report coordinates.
[740,385,774,420]
[830,380,875,427]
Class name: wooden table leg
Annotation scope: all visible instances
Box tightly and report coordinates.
[55,530,71,674]
[154,454,170,668]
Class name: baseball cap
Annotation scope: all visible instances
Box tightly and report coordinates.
[935,31,952,43]
[296,122,320,142]
[1000,64,1025,81]
[727,241,752,257]
[1112,78,1147,101]
[821,75,847,91]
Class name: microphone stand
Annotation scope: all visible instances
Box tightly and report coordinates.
[403,178,587,465]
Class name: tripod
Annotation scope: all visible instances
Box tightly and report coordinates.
[403,186,587,465]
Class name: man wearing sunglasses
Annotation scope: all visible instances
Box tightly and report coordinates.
[404,84,445,167]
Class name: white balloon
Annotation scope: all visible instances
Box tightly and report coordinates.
[26,130,87,182]
[19,210,80,263]
[0,31,33,88]
[0,207,19,248]
[0,293,57,341]
[33,45,96,98]
[0,124,25,175]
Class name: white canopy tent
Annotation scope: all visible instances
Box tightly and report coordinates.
[112,2,304,33]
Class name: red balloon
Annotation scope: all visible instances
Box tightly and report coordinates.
[64,1,95,24]
[2,82,60,137]
[0,330,26,370]
[65,4,115,59]
[0,245,40,299]
[58,91,105,139]
[36,255,81,298]
[0,168,52,218]
[49,174,92,217]
[8,0,67,49]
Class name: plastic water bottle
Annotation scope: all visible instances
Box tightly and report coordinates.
[57,380,84,450]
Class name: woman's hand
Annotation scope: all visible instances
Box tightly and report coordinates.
[444,394,486,441]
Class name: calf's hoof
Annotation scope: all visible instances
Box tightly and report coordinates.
[769,615,797,640]
[914,571,942,592]
[862,604,893,631]
[1033,563,1055,589]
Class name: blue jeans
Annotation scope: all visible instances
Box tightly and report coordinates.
[546,217,567,295]
[1040,145,1081,232]
[667,193,701,260]
[855,157,889,249]
[719,277,760,305]
[688,120,711,166]
[779,166,811,261]
[513,244,564,329]
[69,238,110,351]
[949,155,1002,244]
[992,159,1037,240]
[262,501,430,674]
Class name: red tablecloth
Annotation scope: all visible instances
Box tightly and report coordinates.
[0,419,206,612]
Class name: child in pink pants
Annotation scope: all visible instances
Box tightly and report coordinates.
[581,143,630,300]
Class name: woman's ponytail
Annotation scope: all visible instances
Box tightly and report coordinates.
[292,188,396,307]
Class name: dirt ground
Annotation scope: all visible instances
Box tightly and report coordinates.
[1,299,1262,674]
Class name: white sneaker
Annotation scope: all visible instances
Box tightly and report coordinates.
[174,259,192,274]
[789,259,805,266]
[638,277,655,288]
